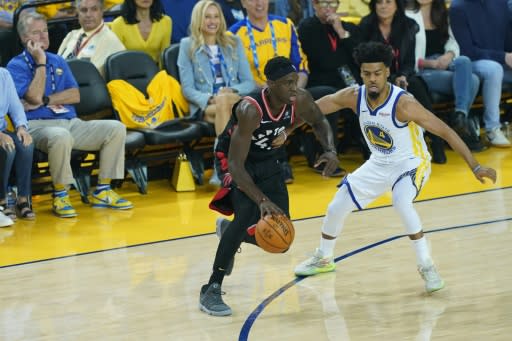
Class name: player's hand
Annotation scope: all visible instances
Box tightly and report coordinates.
[259,198,284,218]
[314,151,341,177]
[271,130,287,148]
[474,165,497,184]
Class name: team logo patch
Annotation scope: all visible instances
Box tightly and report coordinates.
[364,124,394,153]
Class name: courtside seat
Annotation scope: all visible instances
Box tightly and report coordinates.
[161,44,216,137]
[67,59,148,195]
[105,50,204,185]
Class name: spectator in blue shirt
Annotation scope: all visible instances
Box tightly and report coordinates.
[162,0,199,43]
[7,12,133,218]
[0,68,34,222]
[449,0,511,147]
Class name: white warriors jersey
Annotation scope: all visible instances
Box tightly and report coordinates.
[357,83,431,164]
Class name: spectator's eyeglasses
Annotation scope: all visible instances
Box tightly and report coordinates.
[317,1,339,8]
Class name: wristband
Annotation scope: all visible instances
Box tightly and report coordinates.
[35,64,46,68]
[325,149,337,155]
[472,164,481,174]
[281,130,287,140]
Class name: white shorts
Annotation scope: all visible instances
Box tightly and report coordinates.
[341,157,431,210]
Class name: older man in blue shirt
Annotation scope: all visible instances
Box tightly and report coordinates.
[7,12,133,218]
[0,68,34,224]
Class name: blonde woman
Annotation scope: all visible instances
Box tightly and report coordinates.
[177,0,255,137]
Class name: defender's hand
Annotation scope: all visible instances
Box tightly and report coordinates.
[314,151,341,177]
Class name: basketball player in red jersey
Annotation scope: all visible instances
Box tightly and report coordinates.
[200,56,339,316]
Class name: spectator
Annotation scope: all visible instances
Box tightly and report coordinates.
[7,12,133,218]
[298,0,360,170]
[274,0,314,25]
[0,0,32,29]
[0,68,34,222]
[178,0,254,136]
[449,0,511,147]
[229,0,311,183]
[111,0,171,65]
[58,0,125,78]
[406,0,484,151]
[178,0,255,185]
[359,0,447,164]
[161,0,198,44]
[215,0,245,28]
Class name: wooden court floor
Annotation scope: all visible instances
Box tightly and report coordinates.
[0,147,511,340]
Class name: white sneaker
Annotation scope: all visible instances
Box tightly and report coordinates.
[418,264,445,293]
[0,210,14,228]
[487,127,511,147]
[294,248,335,276]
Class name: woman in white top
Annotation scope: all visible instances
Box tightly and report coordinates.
[406,0,483,151]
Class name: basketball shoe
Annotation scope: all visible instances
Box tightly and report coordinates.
[53,191,77,218]
[91,188,133,209]
[199,282,232,316]
[216,217,234,276]
[418,264,445,293]
[294,248,335,276]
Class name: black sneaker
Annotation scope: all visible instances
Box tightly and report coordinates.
[199,282,232,316]
[216,218,235,276]
[312,164,347,177]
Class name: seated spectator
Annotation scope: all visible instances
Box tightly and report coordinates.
[215,0,245,28]
[0,0,33,29]
[406,0,484,151]
[274,0,314,25]
[0,68,34,222]
[178,0,255,185]
[298,0,362,169]
[161,0,198,44]
[230,0,311,183]
[111,0,171,65]
[359,0,447,164]
[450,0,511,147]
[178,0,254,136]
[37,2,76,20]
[58,0,125,77]
[7,12,133,218]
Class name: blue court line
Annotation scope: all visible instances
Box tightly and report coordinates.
[238,216,512,341]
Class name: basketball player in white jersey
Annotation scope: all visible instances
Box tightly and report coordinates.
[294,41,497,293]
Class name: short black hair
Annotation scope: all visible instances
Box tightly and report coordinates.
[353,42,393,67]
[264,56,296,81]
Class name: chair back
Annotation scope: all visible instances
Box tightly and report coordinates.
[67,59,112,118]
[104,50,159,96]
[161,43,181,82]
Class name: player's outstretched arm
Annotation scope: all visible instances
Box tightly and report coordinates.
[228,101,284,217]
[397,96,497,184]
[315,86,359,115]
[296,89,339,176]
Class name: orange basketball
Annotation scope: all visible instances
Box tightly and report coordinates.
[255,214,295,253]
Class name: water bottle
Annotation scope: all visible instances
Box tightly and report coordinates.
[6,186,16,209]
[338,65,357,87]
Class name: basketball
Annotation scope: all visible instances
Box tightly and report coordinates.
[255,214,295,253]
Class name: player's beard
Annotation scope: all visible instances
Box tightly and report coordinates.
[368,90,380,100]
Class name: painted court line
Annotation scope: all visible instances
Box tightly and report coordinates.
[238,216,512,341]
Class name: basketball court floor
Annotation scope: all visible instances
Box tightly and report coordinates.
[0,147,511,340]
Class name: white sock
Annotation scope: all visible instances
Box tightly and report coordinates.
[412,236,432,267]
[319,237,336,258]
